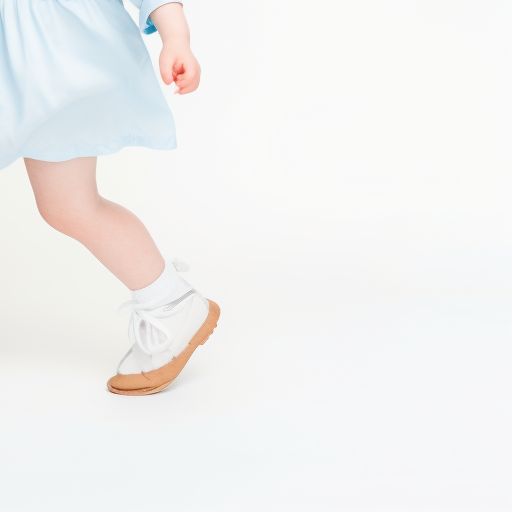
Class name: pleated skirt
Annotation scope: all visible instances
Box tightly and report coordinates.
[0,0,177,171]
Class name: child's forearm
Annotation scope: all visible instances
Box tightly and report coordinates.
[149,3,190,45]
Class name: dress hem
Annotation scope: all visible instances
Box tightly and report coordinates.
[0,139,177,171]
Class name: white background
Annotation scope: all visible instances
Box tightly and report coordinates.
[0,1,511,510]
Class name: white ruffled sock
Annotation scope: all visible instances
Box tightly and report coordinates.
[130,259,194,306]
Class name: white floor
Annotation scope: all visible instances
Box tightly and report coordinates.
[0,162,510,511]
[1,1,511,510]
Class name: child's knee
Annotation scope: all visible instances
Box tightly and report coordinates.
[36,198,98,238]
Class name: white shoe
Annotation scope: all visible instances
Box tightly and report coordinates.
[107,259,220,395]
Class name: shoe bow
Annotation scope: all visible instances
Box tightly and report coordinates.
[117,258,190,356]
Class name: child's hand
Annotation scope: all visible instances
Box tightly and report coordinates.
[149,3,200,95]
[159,41,201,95]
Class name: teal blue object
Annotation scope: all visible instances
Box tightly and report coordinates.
[144,18,158,35]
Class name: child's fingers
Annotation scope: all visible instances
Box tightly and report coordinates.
[175,82,198,94]
[174,74,199,93]
[174,75,192,89]
[176,62,199,83]
[160,51,184,84]
[175,71,200,93]
[174,76,193,89]
[160,62,178,85]
[172,62,185,79]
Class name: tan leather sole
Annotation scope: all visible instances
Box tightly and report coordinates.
[107,299,220,396]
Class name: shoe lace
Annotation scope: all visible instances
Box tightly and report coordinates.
[117,257,190,356]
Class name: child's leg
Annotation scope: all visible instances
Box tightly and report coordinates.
[24,156,165,290]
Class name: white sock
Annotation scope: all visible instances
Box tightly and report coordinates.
[130,260,194,306]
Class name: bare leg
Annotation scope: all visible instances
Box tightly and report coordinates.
[24,156,165,290]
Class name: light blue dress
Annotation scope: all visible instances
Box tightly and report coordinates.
[0,0,183,171]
